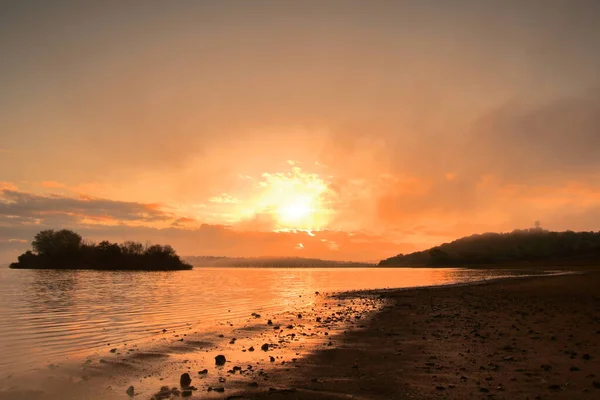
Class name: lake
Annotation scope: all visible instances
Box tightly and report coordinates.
[0,267,544,376]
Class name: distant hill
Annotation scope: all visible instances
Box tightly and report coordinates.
[379,229,600,267]
[184,255,374,268]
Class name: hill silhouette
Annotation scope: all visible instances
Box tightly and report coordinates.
[10,229,192,271]
[379,228,600,267]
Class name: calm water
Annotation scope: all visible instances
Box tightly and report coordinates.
[0,267,539,375]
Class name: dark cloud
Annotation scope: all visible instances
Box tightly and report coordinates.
[0,190,172,224]
[356,90,600,236]
[464,90,600,183]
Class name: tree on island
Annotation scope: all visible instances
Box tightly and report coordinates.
[10,229,192,271]
[32,229,83,257]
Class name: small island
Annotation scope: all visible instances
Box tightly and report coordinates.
[10,229,193,271]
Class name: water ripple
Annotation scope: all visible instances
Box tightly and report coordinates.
[0,267,536,374]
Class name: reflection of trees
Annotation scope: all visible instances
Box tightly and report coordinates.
[25,270,176,337]
[27,270,174,314]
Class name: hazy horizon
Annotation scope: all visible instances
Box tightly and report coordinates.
[2,1,600,263]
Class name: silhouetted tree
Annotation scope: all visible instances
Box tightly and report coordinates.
[429,248,450,265]
[32,229,82,256]
[10,230,192,271]
[121,241,144,256]
[17,250,36,265]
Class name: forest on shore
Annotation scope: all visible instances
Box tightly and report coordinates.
[379,228,600,267]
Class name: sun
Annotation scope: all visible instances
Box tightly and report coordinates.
[241,164,332,230]
[276,196,313,226]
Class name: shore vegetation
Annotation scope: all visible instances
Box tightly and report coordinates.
[380,228,600,267]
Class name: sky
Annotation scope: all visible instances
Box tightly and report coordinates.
[2,0,600,263]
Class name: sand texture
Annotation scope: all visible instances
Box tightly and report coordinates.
[232,272,600,399]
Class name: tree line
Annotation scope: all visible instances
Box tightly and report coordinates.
[379,228,600,267]
[10,229,192,270]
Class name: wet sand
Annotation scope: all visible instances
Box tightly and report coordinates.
[232,271,600,399]
[2,271,599,399]
[0,290,384,400]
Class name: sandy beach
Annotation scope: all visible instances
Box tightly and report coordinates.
[230,271,600,400]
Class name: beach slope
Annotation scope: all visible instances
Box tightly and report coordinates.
[235,272,600,399]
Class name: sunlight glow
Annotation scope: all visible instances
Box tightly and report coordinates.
[250,165,332,230]
[277,196,313,226]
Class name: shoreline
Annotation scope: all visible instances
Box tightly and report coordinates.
[1,269,598,399]
[331,269,580,298]
[230,270,600,399]
[0,284,386,400]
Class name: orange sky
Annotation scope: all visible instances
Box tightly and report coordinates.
[2,1,600,263]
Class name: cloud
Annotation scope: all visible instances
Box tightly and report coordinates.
[2,0,600,263]
[0,220,409,264]
[233,212,279,231]
[168,225,408,261]
[41,181,68,189]
[308,90,600,241]
[171,217,196,228]
[0,189,174,227]
[208,193,239,204]
[463,90,600,184]
[0,182,18,191]
[0,187,407,263]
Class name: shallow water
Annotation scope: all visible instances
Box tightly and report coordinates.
[0,267,540,375]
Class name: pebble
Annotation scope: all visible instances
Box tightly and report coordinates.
[180,373,191,387]
[215,355,227,365]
